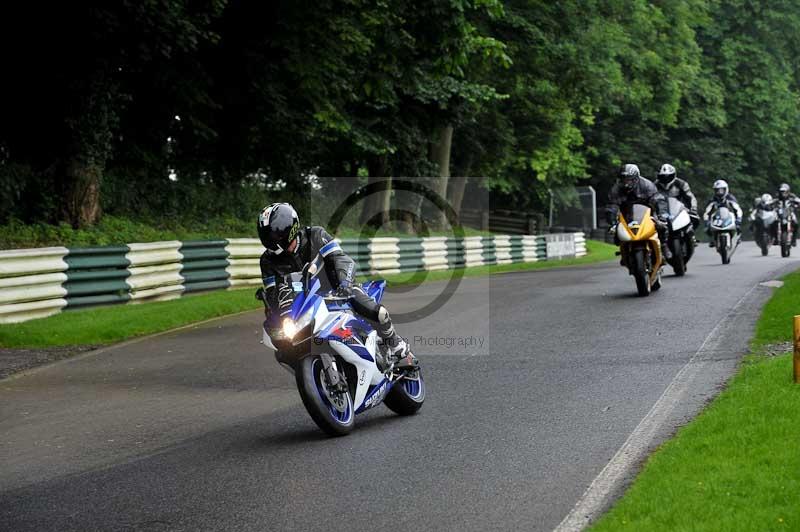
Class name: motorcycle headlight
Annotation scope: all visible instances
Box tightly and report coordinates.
[280,310,314,342]
[282,318,298,340]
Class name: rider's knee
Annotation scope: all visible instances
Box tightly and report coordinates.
[377,306,390,325]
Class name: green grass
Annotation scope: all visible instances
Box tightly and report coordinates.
[0,289,261,348]
[753,271,800,347]
[591,269,800,532]
[0,240,615,349]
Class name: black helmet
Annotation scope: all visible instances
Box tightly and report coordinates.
[779,183,790,199]
[257,203,300,255]
[657,163,676,186]
[620,164,640,192]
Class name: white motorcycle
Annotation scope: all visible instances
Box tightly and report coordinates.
[257,256,424,436]
[666,197,695,276]
[750,194,778,256]
[710,206,740,265]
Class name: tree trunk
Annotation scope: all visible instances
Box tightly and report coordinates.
[64,158,102,227]
[61,70,118,228]
[358,155,391,229]
[429,124,453,230]
[447,175,468,221]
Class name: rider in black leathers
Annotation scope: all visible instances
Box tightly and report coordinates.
[655,163,700,229]
[257,202,417,367]
[606,164,672,260]
[776,183,800,247]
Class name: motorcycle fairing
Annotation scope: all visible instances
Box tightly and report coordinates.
[618,207,662,284]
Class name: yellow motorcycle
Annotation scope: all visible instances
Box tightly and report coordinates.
[615,204,663,297]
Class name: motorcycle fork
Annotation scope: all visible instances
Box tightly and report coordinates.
[320,352,347,393]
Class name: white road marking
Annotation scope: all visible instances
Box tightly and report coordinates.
[554,283,761,532]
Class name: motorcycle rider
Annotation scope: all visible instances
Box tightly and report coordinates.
[655,163,700,229]
[257,202,417,368]
[703,180,743,247]
[607,163,672,260]
[776,183,800,246]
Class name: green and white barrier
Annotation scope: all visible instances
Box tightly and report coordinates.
[0,232,585,323]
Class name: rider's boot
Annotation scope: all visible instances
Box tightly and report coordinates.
[375,313,418,370]
[380,332,418,370]
[661,241,672,261]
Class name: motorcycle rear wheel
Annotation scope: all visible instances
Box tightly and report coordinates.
[296,355,355,436]
[384,370,425,416]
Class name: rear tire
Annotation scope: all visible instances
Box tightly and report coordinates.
[633,249,650,297]
[384,370,425,416]
[296,355,355,436]
[671,237,685,277]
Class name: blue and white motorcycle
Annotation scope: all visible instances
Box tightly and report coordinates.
[257,258,424,436]
[710,206,740,265]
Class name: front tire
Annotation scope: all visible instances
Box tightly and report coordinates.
[296,355,355,436]
[670,237,685,277]
[781,229,791,257]
[632,249,651,297]
[384,370,425,416]
[718,234,730,264]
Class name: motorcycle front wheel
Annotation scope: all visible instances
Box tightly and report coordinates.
[718,234,730,264]
[670,237,685,276]
[781,229,791,257]
[632,248,651,297]
[296,355,355,436]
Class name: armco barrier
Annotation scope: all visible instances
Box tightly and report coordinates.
[0,232,586,323]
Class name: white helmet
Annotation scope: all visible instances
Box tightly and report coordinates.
[761,193,773,204]
[713,179,728,199]
[657,163,677,186]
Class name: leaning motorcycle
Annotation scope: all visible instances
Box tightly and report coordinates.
[776,199,796,258]
[751,195,777,256]
[666,197,694,276]
[615,204,663,297]
[257,257,424,436]
[710,206,740,264]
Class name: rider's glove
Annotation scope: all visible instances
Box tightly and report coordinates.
[334,283,352,299]
[658,213,671,224]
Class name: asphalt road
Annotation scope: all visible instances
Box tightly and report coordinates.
[2,244,799,532]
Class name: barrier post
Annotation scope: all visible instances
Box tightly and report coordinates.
[794,316,800,384]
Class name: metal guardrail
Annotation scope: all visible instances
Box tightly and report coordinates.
[460,209,542,235]
[0,232,585,323]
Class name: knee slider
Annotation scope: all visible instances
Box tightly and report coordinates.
[377,306,390,324]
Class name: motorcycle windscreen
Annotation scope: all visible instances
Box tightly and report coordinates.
[668,197,686,216]
[630,204,651,224]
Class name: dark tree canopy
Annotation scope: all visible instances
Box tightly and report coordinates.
[1,0,799,232]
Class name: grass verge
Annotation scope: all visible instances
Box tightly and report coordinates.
[0,289,261,349]
[0,240,616,349]
[591,269,800,531]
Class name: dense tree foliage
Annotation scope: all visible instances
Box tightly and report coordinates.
[1,0,799,232]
